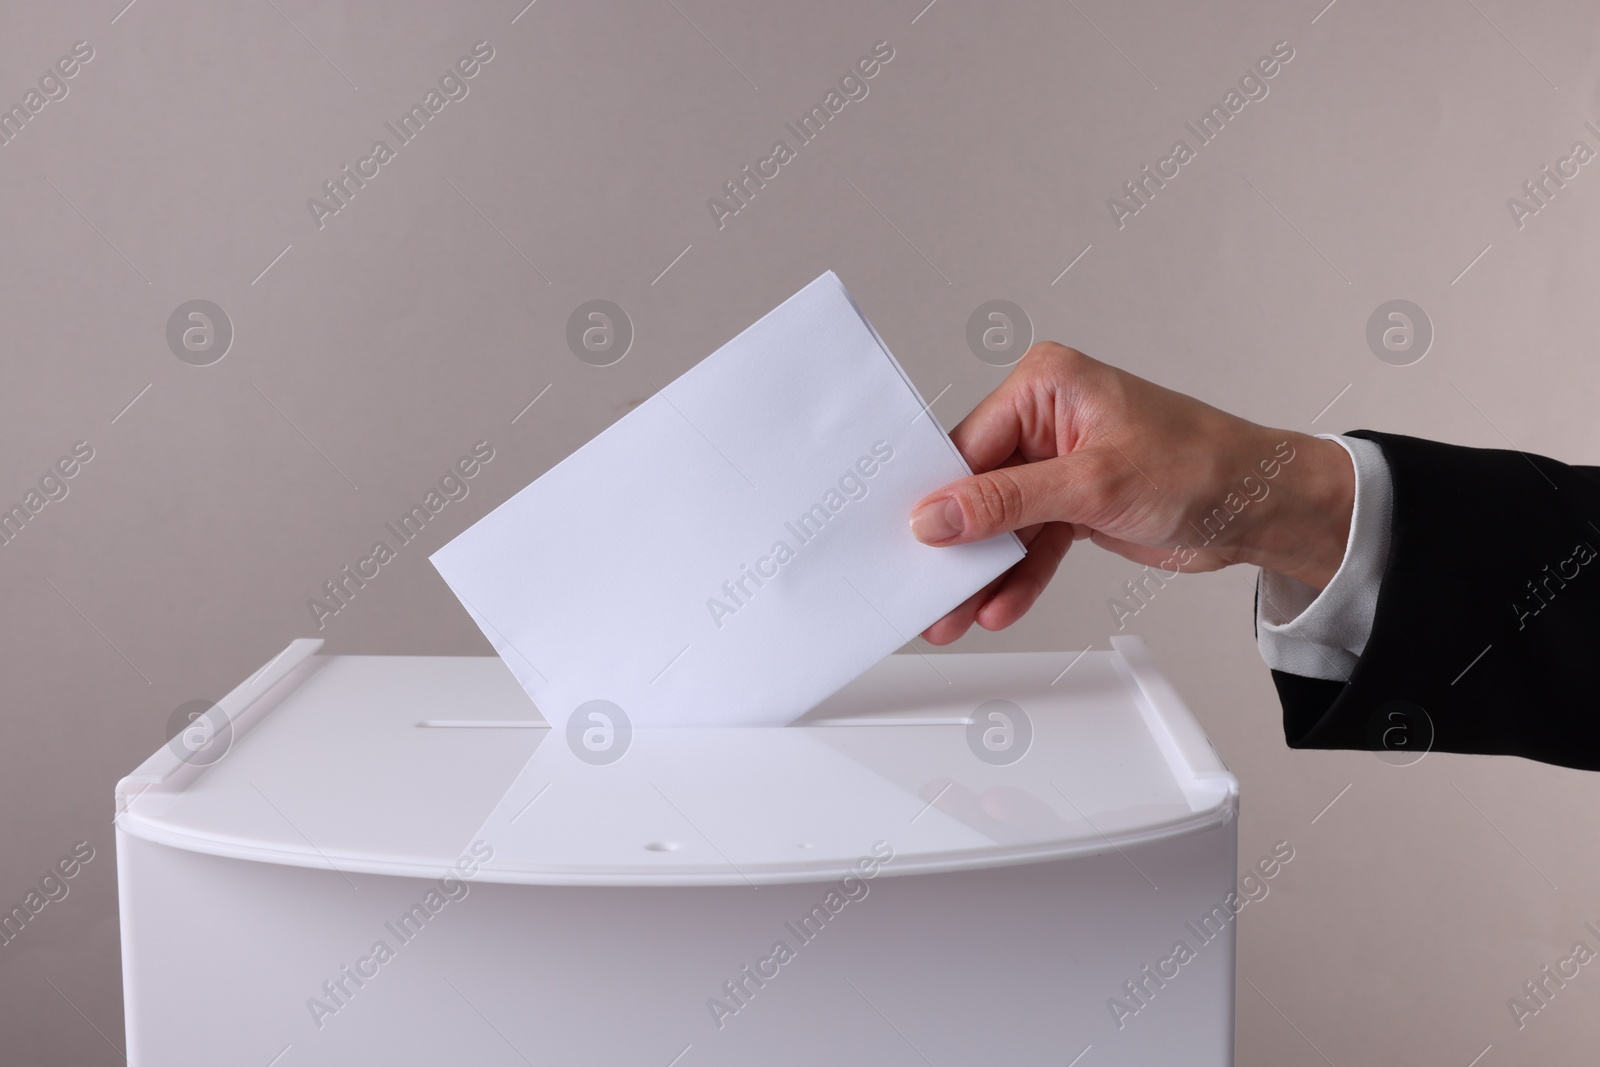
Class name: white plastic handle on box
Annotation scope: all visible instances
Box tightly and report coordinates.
[1110,635,1237,811]
[114,638,324,818]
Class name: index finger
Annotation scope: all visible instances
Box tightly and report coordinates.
[948,343,1088,474]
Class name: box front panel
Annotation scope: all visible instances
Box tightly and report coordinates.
[121,816,1236,1066]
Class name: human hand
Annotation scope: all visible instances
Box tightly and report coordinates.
[910,343,1355,645]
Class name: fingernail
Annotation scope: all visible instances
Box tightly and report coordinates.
[911,497,964,544]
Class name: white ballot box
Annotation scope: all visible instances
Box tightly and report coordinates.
[116,637,1239,1066]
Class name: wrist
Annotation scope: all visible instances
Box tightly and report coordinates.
[1238,431,1354,592]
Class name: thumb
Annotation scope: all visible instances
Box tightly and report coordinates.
[910,454,1098,546]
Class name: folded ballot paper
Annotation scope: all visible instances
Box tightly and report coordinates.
[430,271,1024,729]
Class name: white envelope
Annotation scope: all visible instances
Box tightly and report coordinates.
[429,271,1024,728]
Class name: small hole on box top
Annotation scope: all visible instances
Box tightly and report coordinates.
[644,842,680,852]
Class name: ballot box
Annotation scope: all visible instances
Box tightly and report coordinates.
[115,636,1239,1065]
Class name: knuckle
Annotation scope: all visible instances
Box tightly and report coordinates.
[970,469,1027,530]
[1023,341,1083,370]
[1019,342,1094,395]
[1077,448,1115,487]
[1072,450,1126,521]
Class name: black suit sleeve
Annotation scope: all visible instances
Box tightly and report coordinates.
[1266,429,1600,771]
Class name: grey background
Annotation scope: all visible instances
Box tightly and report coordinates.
[3,0,1598,1062]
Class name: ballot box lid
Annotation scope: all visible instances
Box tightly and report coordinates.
[115,638,1237,887]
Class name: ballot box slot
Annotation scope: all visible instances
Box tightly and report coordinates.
[416,720,548,728]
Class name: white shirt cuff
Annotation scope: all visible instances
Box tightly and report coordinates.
[1255,434,1392,682]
